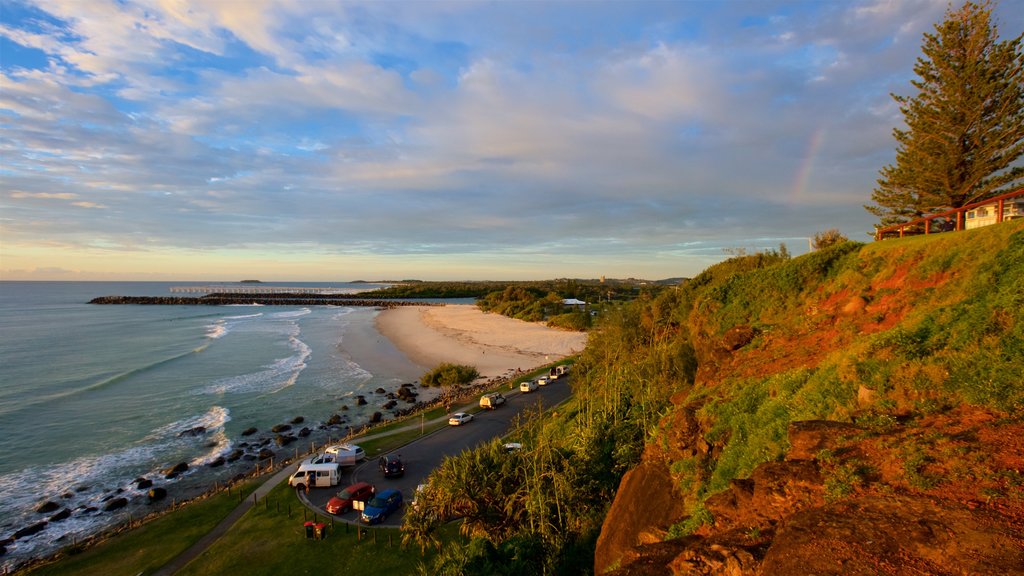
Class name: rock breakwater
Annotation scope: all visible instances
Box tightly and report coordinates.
[89,294,440,307]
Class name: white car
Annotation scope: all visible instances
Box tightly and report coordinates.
[520,380,538,393]
[537,376,550,386]
[448,412,474,426]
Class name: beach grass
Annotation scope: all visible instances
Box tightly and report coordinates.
[24,478,261,576]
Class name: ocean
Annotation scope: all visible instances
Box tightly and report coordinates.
[0,281,434,568]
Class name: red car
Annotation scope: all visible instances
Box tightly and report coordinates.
[325,482,375,514]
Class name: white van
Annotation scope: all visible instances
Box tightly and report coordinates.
[480,392,506,410]
[324,443,365,466]
[288,462,341,489]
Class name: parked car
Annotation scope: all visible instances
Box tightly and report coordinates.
[448,412,474,426]
[537,376,550,386]
[520,380,538,393]
[325,482,375,514]
[379,454,405,478]
[504,442,523,452]
[479,392,506,409]
[324,443,365,465]
[361,489,403,524]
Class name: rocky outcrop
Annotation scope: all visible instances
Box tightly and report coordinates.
[600,408,1024,575]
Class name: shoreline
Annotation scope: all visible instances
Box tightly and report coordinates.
[2,304,587,572]
[375,304,588,382]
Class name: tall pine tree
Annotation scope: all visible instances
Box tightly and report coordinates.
[867,1,1024,227]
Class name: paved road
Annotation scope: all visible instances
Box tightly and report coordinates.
[300,376,573,526]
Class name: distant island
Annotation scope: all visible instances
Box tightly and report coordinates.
[239,279,262,283]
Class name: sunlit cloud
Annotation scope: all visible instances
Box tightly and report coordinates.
[2,0,1018,281]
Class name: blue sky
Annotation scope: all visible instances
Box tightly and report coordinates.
[2,0,1021,281]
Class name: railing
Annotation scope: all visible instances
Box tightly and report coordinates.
[874,187,1024,241]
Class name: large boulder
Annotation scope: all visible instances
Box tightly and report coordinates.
[163,462,189,479]
[103,497,128,512]
[13,522,47,539]
[148,487,167,502]
[49,508,71,522]
[35,501,60,514]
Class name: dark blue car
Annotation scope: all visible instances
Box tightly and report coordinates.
[360,489,403,524]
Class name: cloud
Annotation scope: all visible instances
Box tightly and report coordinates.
[2,0,1021,279]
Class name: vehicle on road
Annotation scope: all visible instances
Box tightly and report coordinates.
[537,376,550,386]
[361,489,403,524]
[326,482,375,514]
[519,380,538,393]
[504,442,523,452]
[324,443,365,465]
[480,392,506,409]
[379,454,405,478]
[448,412,474,426]
[288,462,341,490]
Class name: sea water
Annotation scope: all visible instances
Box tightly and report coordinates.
[0,281,429,568]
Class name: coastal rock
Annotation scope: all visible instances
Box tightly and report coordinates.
[383,400,397,410]
[177,426,207,437]
[326,414,343,426]
[49,508,71,522]
[290,416,304,424]
[356,396,367,406]
[297,427,311,438]
[275,434,296,447]
[370,411,383,424]
[226,449,244,462]
[271,424,292,433]
[241,427,258,436]
[14,522,47,539]
[135,478,153,490]
[103,497,128,512]
[341,404,349,411]
[164,462,189,479]
[35,501,60,514]
[257,448,275,460]
[208,456,226,468]
[375,387,386,394]
[148,487,167,502]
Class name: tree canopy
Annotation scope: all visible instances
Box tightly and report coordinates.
[867,1,1024,227]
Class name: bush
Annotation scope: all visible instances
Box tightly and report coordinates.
[812,228,849,250]
[420,363,480,387]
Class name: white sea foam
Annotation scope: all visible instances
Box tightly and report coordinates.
[271,308,311,319]
[0,406,232,567]
[200,332,311,395]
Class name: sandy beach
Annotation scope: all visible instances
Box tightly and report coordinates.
[376,304,588,381]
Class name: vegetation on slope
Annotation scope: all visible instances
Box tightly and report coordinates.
[406,220,1024,575]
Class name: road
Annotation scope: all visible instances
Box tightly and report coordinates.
[299,375,573,527]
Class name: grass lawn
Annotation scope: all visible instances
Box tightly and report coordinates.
[25,479,261,576]
[175,482,448,576]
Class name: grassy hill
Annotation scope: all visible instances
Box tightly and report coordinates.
[594,219,1024,574]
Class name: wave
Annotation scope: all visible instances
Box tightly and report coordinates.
[270,308,311,319]
[0,406,232,563]
[204,312,264,339]
[199,333,311,396]
[0,346,209,421]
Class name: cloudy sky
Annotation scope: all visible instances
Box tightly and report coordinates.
[2,0,1020,281]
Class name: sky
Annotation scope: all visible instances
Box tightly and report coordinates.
[2,0,1022,282]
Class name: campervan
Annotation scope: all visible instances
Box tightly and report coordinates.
[288,462,341,490]
[324,443,365,466]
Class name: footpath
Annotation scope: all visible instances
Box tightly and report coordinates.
[149,411,458,576]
